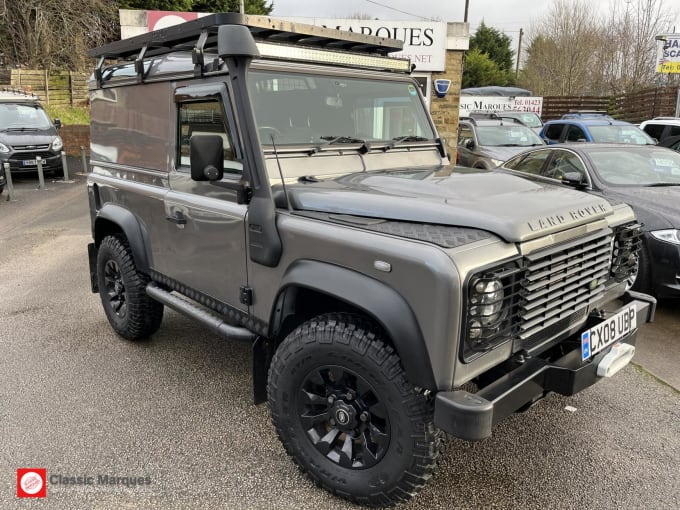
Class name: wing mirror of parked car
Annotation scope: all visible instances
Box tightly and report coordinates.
[562,171,587,187]
[190,135,224,182]
[463,138,475,150]
[54,118,62,130]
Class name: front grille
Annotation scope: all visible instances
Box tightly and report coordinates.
[518,229,613,341]
[462,223,643,362]
[12,144,50,151]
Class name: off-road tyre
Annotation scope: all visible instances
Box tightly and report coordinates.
[97,234,163,340]
[268,313,443,507]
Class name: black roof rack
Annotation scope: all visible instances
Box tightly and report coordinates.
[90,13,404,86]
[461,113,524,125]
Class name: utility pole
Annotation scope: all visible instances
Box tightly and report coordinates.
[464,0,470,22]
[515,28,524,79]
[240,0,245,14]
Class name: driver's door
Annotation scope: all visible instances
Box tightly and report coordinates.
[153,82,249,311]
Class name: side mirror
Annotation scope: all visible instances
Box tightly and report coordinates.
[464,138,475,150]
[562,171,586,187]
[53,118,62,130]
[190,135,224,182]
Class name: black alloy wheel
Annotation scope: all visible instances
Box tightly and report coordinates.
[96,235,163,340]
[298,365,390,469]
[268,313,443,506]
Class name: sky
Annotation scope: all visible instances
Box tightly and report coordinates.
[270,0,680,50]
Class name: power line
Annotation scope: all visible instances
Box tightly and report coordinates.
[363,0,430,21]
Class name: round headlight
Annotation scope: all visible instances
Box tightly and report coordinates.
[468,320,482,339]
[471,278,504,304]
[52,136,63,152]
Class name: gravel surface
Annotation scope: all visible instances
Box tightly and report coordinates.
[1,177,678,509]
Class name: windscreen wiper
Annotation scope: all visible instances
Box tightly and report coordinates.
[6,127,38,131]
[646,182,680,187]
[386,135,429,150]
[311,135,367,154]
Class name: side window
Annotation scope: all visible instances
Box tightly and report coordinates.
[458,125,474,145]
[669,126,680,137]
[178,100,242,174]
[543,124,563,142]
[506,149,551,175]
[544,151,587,180]
[642,124,664,140]
[565,125,587,142]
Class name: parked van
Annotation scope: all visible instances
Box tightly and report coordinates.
[0,90,64,177]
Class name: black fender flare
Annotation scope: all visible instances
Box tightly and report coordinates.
[95,204,151,273]
[274,260,437,390]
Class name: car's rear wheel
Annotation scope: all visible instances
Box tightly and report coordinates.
[268,313,443,507]
[96,235,163,340]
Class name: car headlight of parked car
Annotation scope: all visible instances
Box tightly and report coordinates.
[51,136,63,152]
[650,229,680,245]
[0,142,10,153]
[490,158,504,167]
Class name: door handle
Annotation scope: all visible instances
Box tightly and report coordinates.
[166,212,187,225]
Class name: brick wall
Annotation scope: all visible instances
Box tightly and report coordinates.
[430,50,464,159]
[60,125,89,156]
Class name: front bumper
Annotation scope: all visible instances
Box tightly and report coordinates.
[1,153,62,173]
[434,291,656,441]
[645,234,680,298]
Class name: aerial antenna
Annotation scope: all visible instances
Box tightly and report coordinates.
[270,135,293,213]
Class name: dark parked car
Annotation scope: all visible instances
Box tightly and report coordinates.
[457,116,544,168]
[500,143,680,298]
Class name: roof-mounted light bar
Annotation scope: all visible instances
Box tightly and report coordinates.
[255,41,411,72]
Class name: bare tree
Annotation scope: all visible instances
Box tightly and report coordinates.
[600,0,676,93]
[521,0,601,95]
[520,0,678,96]
[0,0,119,70]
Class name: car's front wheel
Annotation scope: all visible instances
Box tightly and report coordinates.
[96,235,163,340]
[631,241,652,295]
[268,313,443,506]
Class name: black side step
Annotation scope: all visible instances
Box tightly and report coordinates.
[146,283,256,341]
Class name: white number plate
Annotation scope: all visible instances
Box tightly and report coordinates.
[22,159,37,166]
[581,305,636,361]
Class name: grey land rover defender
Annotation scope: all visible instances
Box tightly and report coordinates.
[87,14,655,507]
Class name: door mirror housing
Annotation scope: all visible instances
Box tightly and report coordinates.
[190,135,224,181]
[562,171,587,187]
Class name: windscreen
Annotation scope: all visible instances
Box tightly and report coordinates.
[0,103,52,130]
[248,70,435,145]
[587,147,680,185]
[476,125,544,146]
[588,125,655,145]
